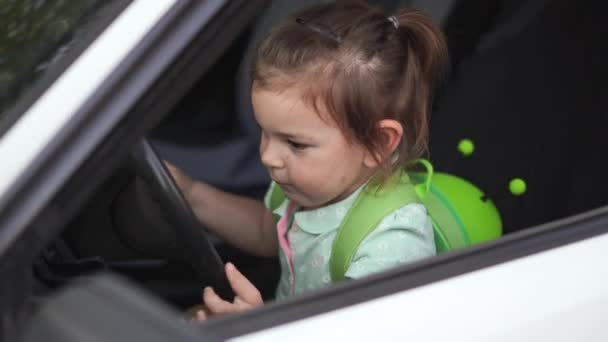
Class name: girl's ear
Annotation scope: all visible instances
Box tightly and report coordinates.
[363,119,404,168]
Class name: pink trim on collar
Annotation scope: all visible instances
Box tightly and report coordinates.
[277,202,297,282]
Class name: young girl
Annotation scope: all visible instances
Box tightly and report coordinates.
[169,0,448,320]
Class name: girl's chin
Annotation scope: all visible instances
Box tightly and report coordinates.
[291,196,326,211]
[283,193,318,210]
[280,187,328,209]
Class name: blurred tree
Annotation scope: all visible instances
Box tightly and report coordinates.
[0,0,100,117]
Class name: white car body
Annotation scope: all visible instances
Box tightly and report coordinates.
[1,1,607,341]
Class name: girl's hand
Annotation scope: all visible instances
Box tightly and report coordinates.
[193,262,263,321]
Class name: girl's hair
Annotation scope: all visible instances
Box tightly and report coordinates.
[252,0,448,176]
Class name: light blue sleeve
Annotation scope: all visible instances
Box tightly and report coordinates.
[344,203,436,279]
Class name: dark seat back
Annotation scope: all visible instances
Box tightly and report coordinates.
[429,0,608,233]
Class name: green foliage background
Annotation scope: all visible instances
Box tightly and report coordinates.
[0,0,99,116]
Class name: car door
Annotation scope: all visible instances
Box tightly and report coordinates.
[206,208,608,341]
[4,0,608,341]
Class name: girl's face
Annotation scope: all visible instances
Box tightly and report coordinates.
[252,86,375,209]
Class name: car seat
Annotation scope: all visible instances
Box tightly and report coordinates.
[429,0,608,233]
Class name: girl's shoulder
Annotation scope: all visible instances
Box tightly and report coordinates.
[344,202,436,279]
[373,202,432,235]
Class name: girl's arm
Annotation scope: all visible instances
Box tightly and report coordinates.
[166,163,278,257]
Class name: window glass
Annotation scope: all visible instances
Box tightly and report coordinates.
[0,0,126,135]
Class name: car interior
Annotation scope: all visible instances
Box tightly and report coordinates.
[10,0,608,339]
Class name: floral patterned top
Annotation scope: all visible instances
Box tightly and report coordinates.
[263,181,436,300]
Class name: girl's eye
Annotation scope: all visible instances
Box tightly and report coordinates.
[287,140,307,151]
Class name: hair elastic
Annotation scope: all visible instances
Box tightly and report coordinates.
[388,15,399,29]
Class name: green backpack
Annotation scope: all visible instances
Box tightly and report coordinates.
[268,160,502,282]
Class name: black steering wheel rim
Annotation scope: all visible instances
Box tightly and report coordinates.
[130,138,233,301]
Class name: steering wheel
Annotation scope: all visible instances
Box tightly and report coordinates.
[129,138,233,301]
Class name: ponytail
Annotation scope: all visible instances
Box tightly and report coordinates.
[396,9,448,87]
[392,9,448,160]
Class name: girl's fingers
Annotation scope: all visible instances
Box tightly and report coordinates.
[233,296,253,311]
[202,264,264,318]
[195,310,207,322]
[225,263,263,306]
[203,287,236,315]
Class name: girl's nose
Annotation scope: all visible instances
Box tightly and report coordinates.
[260,137,284,169]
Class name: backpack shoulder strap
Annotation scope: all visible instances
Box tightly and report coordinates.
[267,182,287,224]
[268,182,284,210]
[330,173,420,282]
